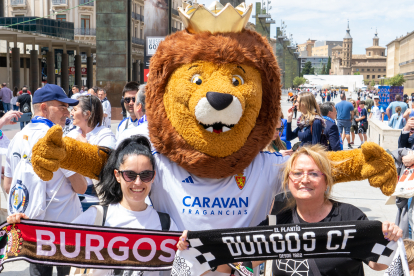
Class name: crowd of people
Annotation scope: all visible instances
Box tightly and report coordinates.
[0,81,410,276]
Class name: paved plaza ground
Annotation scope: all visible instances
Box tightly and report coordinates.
[0,92,397,275]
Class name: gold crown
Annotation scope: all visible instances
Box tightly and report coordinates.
[178,1,253,34]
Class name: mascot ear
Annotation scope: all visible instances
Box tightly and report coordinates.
[32,125,109,181]
[329,142,397,196]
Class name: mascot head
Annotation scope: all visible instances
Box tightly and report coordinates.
[146,1,281,178]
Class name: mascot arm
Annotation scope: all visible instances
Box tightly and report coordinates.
[329,142,397,196]
[32,125,109,181]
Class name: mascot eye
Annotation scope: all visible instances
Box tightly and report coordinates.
[191,74,203,85]
[232,75,244,86]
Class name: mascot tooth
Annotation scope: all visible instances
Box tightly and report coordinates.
[31,1,397,267]
[195,94,243,134]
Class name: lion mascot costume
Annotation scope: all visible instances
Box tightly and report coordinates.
[31,1,397,269]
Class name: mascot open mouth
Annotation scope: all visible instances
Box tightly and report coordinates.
[195,93,243,134]
[199,122,235,134]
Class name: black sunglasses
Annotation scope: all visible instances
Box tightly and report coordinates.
[124,97,136,104]
[276,127,283,131]
[118,170,155,183]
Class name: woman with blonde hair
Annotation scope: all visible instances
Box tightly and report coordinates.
[286,92,325,147]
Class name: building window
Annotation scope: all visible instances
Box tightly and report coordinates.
[81,15,90,30]
[15,14,24,17]
[361,69,364,72]
[372,69,375,72]
[56,14,66,21]
[378,75,381,78]
[384,68,386,71]
[356,68,359,71]
[369,52,371,56]
[372,75,375,79]
[367,69,370,72]
[367,75,370,79]
[382,52,384,56]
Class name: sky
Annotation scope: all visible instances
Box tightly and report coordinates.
[196,0,414,55]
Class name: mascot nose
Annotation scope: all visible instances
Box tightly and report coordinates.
[206,92,233,111]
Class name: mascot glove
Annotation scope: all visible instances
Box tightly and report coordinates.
[32,125,109,181]
[329,142,398,196]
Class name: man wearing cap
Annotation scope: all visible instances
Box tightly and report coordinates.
[3,84,87,276]
[369,96,385,122]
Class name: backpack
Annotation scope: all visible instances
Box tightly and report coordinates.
[7,134,64,219]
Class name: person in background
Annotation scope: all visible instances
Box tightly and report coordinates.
[387,94,408,119]
[18,85,31,95]
[398,117,414,149]
[335,93,354,149]
[116,84,148,147]
[365,95,374,114]
[66,95,116,209]
[286,92,325,147]
[263,119,293,156]
[0,83,13,113]
[320,102,341,151]
[116,81,141,140]
[98,88,111,128]
[16,87,32,130]
[404,101,414,121]
[388,106,406,129]
[349,99,359,146]
[4,84,87,276]
[405,98,410,109]
[280,112,291,150]
[292,95,298,120]
[88,87,97,96]
[355,100,368,147]
[70,85,81,99]
[369,96,385,122]
[11,87,18,111]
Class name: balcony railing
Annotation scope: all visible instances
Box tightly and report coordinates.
[10,0,26,6]
[131,12,144,21]
[52,0,66,4]
[132,37,144,45]
[75,28,96,36]
[79,0,94,6]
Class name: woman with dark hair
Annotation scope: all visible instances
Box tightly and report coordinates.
[66,95,116,207]
[7,135,178,276]
[11,87,18,111]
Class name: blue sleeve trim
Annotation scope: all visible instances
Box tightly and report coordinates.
[117,118,127,131]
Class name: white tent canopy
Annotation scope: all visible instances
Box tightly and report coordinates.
[303,75,364,93]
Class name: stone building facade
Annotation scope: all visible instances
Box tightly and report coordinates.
[387,31,414,95]
[331,23,386,85]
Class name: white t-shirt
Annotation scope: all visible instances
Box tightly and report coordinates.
[116,117,140,140]
[72,203,178,276]
[101,99,112,128]
[67,125,116,187]
[371,105,384,121]
[5,122,82,222]
[116,120,149,148]
[149,151,288,231]
[67,125,116,150]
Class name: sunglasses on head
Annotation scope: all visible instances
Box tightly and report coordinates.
[118,170,155,183]
[124,97,136,104]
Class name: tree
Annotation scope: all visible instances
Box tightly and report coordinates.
[309,67,315,75]
[326,56,331,75]
[354,71,360,75]
[370,80,375,87]
[387,74,406,86]
[293,77,307,87]
[321,64,326,75]
[363,79,370,85]
[302,61,312,75]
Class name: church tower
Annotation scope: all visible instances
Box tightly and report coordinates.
[342,21,353,75]
[373,29,379,46]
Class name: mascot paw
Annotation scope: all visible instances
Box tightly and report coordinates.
[32,125,66,181]
[360,142,398,196]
